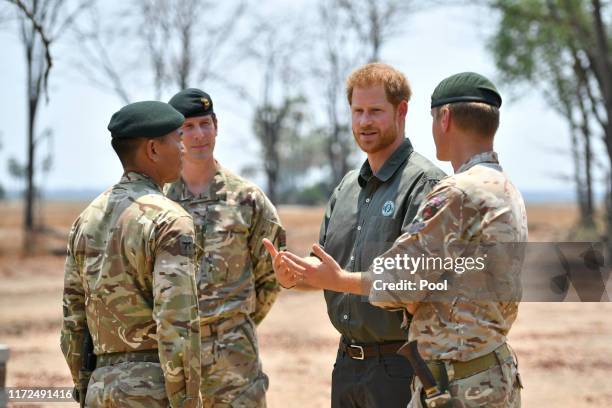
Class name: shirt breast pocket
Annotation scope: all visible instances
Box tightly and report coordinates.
[199,205,251,285]
[362,216,403,260]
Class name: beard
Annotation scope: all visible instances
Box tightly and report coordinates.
[352,123,399,154]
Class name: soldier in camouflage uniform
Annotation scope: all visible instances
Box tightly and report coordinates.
[166,88,285,407]
[268,73,527,407]
[60,101,202,408]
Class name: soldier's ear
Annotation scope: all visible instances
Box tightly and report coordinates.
[440,107,451,132]
[145,138,160,163]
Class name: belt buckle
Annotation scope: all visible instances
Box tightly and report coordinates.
[424,389,452,408]
[349,345,364,360]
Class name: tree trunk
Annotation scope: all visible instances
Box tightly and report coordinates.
[24,95,37,255]
[577,95,595,228]
[605,127,612,261]
[265,143,279,204]
[23,33,38,255]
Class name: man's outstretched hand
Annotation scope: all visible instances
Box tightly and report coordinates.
[281,243,345,291]
[263,239,364,294]
[262,238,303,289]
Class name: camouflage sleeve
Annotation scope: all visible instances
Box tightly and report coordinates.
[152,215,202,408]
[368,183,479,309]
[60,218,85,386]
[249,191,285,325]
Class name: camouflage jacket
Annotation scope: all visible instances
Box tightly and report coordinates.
[369,152,528,361]
[165,164,285,325]
[60,171,201,408]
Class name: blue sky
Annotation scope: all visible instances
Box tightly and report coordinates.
[0,2,606,199]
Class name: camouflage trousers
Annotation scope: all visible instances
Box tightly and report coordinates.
[200,316,268,407]
[85,361,169,408]
[408,358,521,408]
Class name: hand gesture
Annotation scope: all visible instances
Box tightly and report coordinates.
[281,243,344,291]
[262,238,302,289]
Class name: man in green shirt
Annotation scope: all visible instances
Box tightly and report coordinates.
[268,72,526,408]
[267,63,445,408]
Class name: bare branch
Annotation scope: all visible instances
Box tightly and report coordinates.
[50,0,94,39]
[71,6,132,103]
[7,0,53,100]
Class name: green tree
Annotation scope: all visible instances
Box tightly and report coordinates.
[488,0,612,254]
[252,96,325,204]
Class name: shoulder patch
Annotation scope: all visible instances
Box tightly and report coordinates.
[179,235,194,257]
[421,195,447,221]
[278,229,287,251]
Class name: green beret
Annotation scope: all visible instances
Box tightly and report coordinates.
[168,88,214,118]
[108,101,184,139]
[431,72,502,108]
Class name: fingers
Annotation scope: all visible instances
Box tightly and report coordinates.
[262,238,278,258]
[282,255,307,275]
[283,251,315,270]
[279,258,303,281]
[277,259,293,280]
[271,254,301,288]
[312,243,336,265]
[262,239,311,287]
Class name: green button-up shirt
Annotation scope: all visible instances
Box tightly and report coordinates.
[319,138,446,343]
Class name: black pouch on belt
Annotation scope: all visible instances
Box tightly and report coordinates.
[397,340,453,408]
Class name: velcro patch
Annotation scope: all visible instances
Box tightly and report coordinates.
[278,230,287,251]
[179,235,195,257]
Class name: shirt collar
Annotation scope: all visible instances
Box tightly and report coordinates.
[456,151,501,173]
[358,138,413,188]
[119,171,162,192]
[169,162,227,201]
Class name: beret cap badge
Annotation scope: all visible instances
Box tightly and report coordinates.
[168,88,214,118]
[201,97,210,109]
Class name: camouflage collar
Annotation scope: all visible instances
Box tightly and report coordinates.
[120,171,162,192]
[456,151,501,173]
[170,164,228,202]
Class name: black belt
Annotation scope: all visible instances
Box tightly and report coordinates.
[339,340,405,360]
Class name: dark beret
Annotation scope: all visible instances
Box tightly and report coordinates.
[431,72,502,108]
[107,101,184,139]
[168,88,214,118]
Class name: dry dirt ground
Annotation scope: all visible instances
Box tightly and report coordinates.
[0,201,611,407]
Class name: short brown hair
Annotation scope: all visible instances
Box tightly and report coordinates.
[346,63,412,107]
[437,102,500,137]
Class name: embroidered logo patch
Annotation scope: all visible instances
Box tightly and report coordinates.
[382,201,395,217]
[421,195,446,221]
[179,235,195,257]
